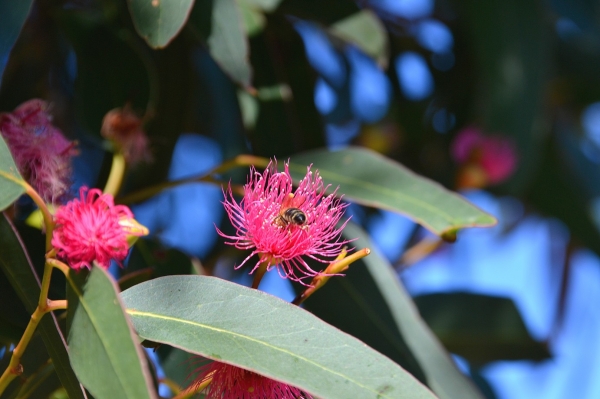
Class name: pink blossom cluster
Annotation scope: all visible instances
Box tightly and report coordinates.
[0,99,76,202]
[451,126,518,186]
[51,187,144,270]
[191,361,312,399]
[217,161,350,283]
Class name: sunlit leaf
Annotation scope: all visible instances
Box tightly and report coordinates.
[67,266,156,399]
[303,222,485,399]
[237,0,283,36]
[0,214,86,399]
[243,0,282,12]
[329,10,389,67]
[0,136,25,212]
[289,146,496,237]
[121,275,438,399]
[127,0,195,48]
[0,1,33,84]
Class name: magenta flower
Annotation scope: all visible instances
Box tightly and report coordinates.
[451,126,518,185]
[0,99,77,202]
[217,161,350,283]
[101,106,151,166]
[51,187,147,270]
[190,361,312,399]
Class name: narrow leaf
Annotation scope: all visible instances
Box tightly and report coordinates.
[289,146,496,237]
[0,136,25,212]
[189,0,252,87]
[0,214,86,399]
[242,0,281,12]
[329,10,389,67]
[66,266,157,399]
[306,224,482,399]
[121,275,437,399]
[0,0,34,84]
[127,0,195,48]
[209,0,252,87]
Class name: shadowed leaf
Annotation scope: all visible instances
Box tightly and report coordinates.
[0,214,86,399]
[303,222,484,399]
[415,292,551,365]
[0,1,34,84]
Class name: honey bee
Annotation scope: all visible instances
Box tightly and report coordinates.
[274,193,307,228]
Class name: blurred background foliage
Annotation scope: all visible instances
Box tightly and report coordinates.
[3,0,600,398]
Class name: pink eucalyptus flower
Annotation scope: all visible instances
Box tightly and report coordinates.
[451,126,518,185]
[101,105,151,166]
[0,99,77,202]
[52,187,147,270]
[217,161,351,283]
[190,361,312,399]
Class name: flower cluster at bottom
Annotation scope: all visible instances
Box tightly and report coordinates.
[190,360,313,399]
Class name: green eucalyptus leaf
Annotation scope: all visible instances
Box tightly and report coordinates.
[121,275,437,399]
[0,136,25,212]
[66,266,157,399]
[303,222,484,399]
[289,146,496,237]
[0,214,86,399]
[0,0,33,84]
[243,0,282,12]
[190,0,252,87]
[415,292,551,365]
[127,0,195,48]
[237,0,283,36]
[329,10,388,67]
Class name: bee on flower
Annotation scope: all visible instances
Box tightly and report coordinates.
[217,161,351,284]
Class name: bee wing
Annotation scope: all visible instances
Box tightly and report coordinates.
[290,193,307,208]
[280,193,307,210]
[280,193,295,210]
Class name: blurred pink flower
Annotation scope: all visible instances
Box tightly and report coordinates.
[52,187,146,270]
[451,126,518,185]
[217,161,351,283]
[190,361,312,399]
[101,105,151,166]
[0,99,76,202]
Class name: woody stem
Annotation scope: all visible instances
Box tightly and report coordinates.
[0,259,67,395]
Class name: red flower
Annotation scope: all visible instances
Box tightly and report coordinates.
[451,126,518,187]
[217,161,350,283]
[190,361,312,399]
[0,99,76,202]
[51,187,146,270]
[101,105,151,166]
